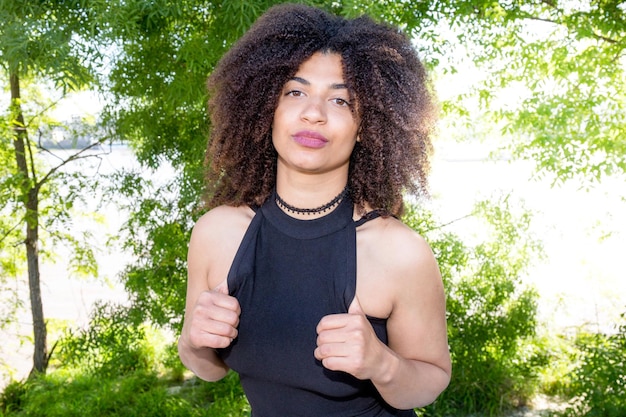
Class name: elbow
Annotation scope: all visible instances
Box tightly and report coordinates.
[416,367,451,408]
[391,365,451,410]
[177,336,230,382]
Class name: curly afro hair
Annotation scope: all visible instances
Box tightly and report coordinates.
[204,3,436,217]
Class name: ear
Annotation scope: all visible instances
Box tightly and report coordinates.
[356,124,363,142]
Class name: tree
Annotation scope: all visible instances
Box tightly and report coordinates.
[100,0,282,329]
[0,0,108,376]
[1,0,619,409]
[100,0,625,327]
[96,1,623,414]
[415,0,625,184]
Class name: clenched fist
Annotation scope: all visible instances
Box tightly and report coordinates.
[184,282,241,350]
[314,296,387,381]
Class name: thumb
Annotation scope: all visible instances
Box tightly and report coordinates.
[213,280,229,295]
[348,295,365,315]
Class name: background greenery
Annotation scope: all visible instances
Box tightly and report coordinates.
[1,0,624,416]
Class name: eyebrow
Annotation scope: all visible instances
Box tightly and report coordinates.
[290,76,349,90]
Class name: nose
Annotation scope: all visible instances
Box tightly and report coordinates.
[300,97,326,124]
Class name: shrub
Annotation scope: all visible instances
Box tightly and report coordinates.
[55,302,158,378]
[560,313,626,417]
[0,379,27,414]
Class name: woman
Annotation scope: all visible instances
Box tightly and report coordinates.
[178,4,451,416]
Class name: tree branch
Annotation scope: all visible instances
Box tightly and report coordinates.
[428,212,476,232]
[0,219,24,247]
[35,135,114,192]
[522,14,620,44]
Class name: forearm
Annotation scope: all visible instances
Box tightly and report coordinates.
[372,347,451,410]
[178,336,230,382]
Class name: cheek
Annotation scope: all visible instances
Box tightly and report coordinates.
[271,104,290,131]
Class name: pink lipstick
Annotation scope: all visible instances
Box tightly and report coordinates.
[293,130,328,149]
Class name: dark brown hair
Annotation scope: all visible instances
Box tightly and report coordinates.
[204,3,436,216]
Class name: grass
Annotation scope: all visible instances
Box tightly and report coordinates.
[0,370,249,417]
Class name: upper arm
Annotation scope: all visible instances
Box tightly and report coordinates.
[185,206,253,312]
[382,225,451,375]
[185,213,214,311]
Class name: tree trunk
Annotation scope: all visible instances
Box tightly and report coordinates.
[10,71,48,376]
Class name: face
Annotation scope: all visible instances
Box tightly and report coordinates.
[272,52,360,178]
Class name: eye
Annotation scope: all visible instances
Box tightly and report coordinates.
[285,90,304,97]
[332,97,351,107]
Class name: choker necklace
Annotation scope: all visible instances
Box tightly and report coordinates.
[275,186,349,216]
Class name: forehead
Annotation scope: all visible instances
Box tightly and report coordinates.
[292,52,346,82]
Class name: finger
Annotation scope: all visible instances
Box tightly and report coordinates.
[198,288,240,314]
[315,344,366,375]
[316,313,350,333]
[314,342,348,361]
[213,280,229,294]
[192,330,236,349]
[202,319,238,340]
[320,355,366,376]
[189,314,238,347]
[204,303,240,327]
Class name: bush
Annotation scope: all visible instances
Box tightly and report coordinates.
[55,302,159,378]
[0,379,27,414]
[559,314,626,417]
[1,372,187,417]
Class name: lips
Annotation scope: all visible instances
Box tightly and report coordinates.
[292,130,328,149]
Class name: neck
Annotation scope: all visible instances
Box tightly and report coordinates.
[275,185,349,217]
[275,166,349,204]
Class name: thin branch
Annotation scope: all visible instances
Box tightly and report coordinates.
[524,15,561,26]
[24,95,67,129]
[35,135,114,191]
[591,32,619,45]
[522,15,620,45]
[428,212,476,232]
[0,219,24,247]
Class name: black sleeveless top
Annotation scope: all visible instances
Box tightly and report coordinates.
[219,191,416,417]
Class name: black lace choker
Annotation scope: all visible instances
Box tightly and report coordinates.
[275,186,349,216]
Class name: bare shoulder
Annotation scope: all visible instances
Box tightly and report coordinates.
[188,205,255,289]
[192,205,255,241]
[358,214,437,276]
[356,214,442,319]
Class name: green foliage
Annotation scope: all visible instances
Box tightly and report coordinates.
[0,369,248,416]
[110,173,196,329]
[0,122,108,275]
[55,302,158,378]
[433,0,626,184]
[559,314,626,417]
[0,0,102,90]
[405,197,543,416]
[0,379,27,414]
[1,0,115,374]
[533,331,579,399]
